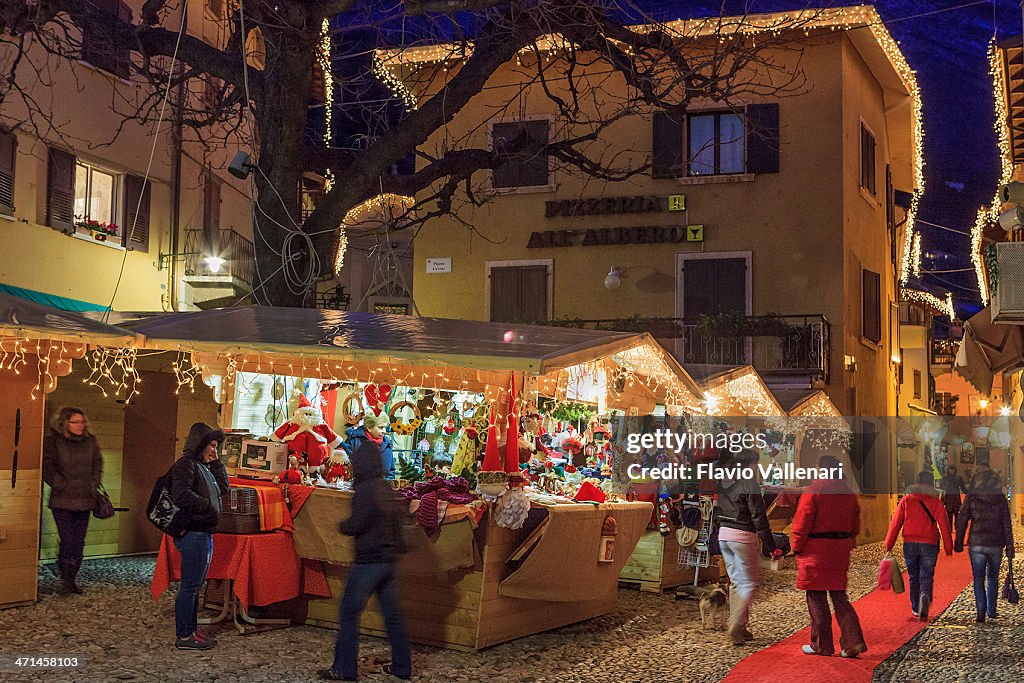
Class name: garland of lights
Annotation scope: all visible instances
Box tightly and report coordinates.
[973,40,1016,304]
[83,347,140,402]
[335,194,415,274]
[173,350,204,395]
[900,288,955,319]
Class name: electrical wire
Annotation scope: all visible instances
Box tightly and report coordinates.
[103,1,188,320]
[915,219,973,236]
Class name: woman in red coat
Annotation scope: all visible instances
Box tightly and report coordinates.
[791,456,867,658]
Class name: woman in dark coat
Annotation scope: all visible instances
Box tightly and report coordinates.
[939,464,966,527]
[169,422,229,650]
[790,456,866,658]
[42,407,103,594]
[955,470,1015,623]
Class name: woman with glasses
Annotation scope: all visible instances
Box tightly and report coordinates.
[42,407,104,594]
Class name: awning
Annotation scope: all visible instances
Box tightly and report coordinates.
[0,291,137,346]
[0,283,109,313]
[119,307,657,374]
[955,307,1024,395]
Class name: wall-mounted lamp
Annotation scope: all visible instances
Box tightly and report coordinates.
[890,354,901,364]
[228,150,255,180]
[158,251,226,273]
[603,267,622,290]
[844,354,857,372]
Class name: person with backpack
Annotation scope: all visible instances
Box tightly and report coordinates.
[42,407,104,595]
[320,441,411,681]
[884,470,954,620]
[954,470,1015,623]
[169,423,229,650]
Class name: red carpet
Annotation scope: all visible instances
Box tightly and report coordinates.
[723,551,973,683]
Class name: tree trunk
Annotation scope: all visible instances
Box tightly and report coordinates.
[251,20,321,308]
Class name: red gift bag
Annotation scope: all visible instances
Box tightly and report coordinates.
[877,555,893,591]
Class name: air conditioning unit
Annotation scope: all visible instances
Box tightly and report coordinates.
[991,241,1024,322]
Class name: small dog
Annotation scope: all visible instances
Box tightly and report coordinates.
[699,584,729,631]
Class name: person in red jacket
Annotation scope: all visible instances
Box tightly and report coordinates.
[791,456,867,658]
[884,471,954,620]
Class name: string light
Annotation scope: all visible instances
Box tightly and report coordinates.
[900,288,955,319]
[84,347,140,403]
[336,194,414,274]
[973,39,1015,304]
[320,19,333,146]
[173,350,204,395]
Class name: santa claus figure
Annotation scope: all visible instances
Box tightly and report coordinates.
[272,392,342,469]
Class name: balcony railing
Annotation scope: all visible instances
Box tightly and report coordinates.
[930,337,958,367]
[547,314,830,384]
[931,391,959,416]
[183,228,255,286]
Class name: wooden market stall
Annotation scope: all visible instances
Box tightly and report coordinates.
[0,293,139,609]
[124,307,707,649]
[619,365,784,593]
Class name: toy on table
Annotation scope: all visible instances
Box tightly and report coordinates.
[322,449,350,484]
[276,455,305,485]
[272,391,342,473]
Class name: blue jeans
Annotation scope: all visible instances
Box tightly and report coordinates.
[969,546,1003,619]
[903,542,939,613]
[719,540,760,631]
[332,562,410,679]
[173,531,213,639]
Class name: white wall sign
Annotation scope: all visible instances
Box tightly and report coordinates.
[426,257,452,274]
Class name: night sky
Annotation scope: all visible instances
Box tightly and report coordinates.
[625,1,1024,317]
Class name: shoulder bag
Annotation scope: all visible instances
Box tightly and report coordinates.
[93,484,115,519]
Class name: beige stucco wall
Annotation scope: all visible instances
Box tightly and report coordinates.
[0,0,251,311]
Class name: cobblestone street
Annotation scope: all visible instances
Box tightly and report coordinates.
[1,540,1019,683]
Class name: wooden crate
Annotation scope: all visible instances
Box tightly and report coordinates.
[619,530,719,593]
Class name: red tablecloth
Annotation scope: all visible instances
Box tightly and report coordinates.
[150,532,331,609]
[228,477,294,532]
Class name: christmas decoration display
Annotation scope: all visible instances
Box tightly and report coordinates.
[272,391,343,469]
[476,404,507,500]
[389,400,423,435]
[451,419,481,476]
[276,455,305,485]
[322,450,350,484]
[397,456,424,483]
[363,383,393,416]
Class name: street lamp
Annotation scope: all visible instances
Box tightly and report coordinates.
[158,251,227,273]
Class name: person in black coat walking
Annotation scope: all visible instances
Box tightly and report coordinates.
[42,407,103,594]
[170,422,229,650]
[955,470,1015,623]
[939,464,966,528]
[320,442,411,681]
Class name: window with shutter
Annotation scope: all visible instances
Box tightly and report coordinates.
[860,124,876,194]
[0,129,15,215]
[746,103,780,174]
[489,265,549,323]
[80,0,132,79]
[913,369,922,400]
[123,175,151,251]
[203,170,222,250]
[862,268,881,343]
[491,121,550,189]
[688,112,744,176]
[47,148,76,233]
[652,111,683,178]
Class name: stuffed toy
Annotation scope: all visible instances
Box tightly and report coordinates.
[272,392,342,469]
[277,455,305,485]
[323,449,349,483]
[519,413,554,463]
[343,413,396,479]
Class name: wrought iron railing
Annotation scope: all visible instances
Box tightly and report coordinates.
[548,314,830,384]
[183,228,255,286]
[930,337,958,367]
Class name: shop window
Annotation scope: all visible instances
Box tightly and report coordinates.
[489,264,549,323]
[652,103,778,178]
[491,120,550,189]
[860,123,876,194]
[0,129,15,215]
[80,0,132,79]
[862,268,881,343]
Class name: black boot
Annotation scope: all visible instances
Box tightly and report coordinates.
[60,560,83,595]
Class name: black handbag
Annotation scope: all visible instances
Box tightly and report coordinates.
[1002,564,1020,605]
[146,470,190,536]
[93,484,115,519]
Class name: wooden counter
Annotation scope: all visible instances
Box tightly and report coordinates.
[280,490,652,650]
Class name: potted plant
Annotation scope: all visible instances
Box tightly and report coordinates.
[74,217,119,241]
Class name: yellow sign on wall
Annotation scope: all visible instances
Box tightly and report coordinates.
[668,195,686,211]
[686,225,704,242]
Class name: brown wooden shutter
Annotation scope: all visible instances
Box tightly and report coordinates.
[47,147,76,233]
[745,103,780,174]
[0,129,15,215]
[490,266,548,323]
[81,0,131,78]
[123,174,151,251]
[652,111,684,178]
[862,269,881,342]
[490,267,520,323]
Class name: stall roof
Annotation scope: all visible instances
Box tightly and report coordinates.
[120,307,658,373]
[687,365,786,417]
[0,291,138,346]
